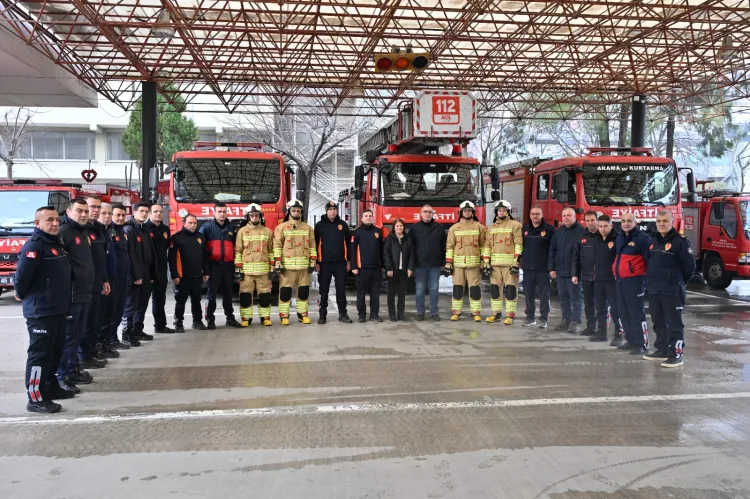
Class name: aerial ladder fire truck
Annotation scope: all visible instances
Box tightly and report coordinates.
[339,90,500,229]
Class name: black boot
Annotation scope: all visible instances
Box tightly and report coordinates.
[155,325,175,334]
[589,330,608,342]
[318,316,327,325]
[174,322,186,333]
[100,344,120,358]
[27,400,62,414]
[134,326,153,341]
[108,338,130,350]
[207,320,216,330]
[79,355,107,369]
[122,328,141,347]
[338,314,353,324]
[193,321,208,331]
[580,324,596,336]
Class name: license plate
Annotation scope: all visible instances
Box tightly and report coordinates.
[0,275,13,285]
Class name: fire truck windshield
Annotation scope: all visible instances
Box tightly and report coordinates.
[0,190,69,229]
[381,162,479,206]
[174,158,281,203]
[583,163,677,206]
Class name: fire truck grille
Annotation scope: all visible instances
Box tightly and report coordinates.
[0,261,16,270]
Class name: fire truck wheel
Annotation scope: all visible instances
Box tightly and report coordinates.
[703,256,732,290]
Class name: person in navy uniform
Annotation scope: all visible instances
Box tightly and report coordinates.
[169,214,209,332]
[590,215,622,343]
[146,204,174,334]
[314,201,353,324]
[613,212,651,355]
[350,209,385,322]
[14,206,73,413]
[571,210,600,336]
[98,203,131,352]
[520,206,555,329]
[122,202,156,345]
[644,210,696,367]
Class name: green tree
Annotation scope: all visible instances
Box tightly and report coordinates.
[122,88,198,164]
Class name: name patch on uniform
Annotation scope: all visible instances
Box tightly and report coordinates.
[51,248,59,256]
[26,251,37,259]
[665,243,672,251]
[628,242,635,246]
[31,328,47,334]
[608,242,614,249]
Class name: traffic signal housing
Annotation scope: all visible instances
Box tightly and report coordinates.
[374,52,430,73]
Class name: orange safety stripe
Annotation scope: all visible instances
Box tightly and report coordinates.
[317,240,322,262]
[357,246,361,268]
[344,238,348,260]
[176,249,183,278]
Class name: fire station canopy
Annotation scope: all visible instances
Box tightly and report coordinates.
[1,0,749,117]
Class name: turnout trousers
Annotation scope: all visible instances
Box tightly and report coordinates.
[490,266,519,317]
[451,267,481,317]
[279,269,310,319]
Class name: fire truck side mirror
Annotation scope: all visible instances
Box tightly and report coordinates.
[490,190,501,202]
[148,167,159,188]
[554,171,569,204]
[712,202,725,221]
[355,164,366,191]
[296,168,308,201]
[489,167,500,190]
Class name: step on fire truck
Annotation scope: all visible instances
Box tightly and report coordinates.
[0,179,139,294]
[339,90,499,229]
[494,147,696,234]
[682,181,750,289]
[164,141,298,233]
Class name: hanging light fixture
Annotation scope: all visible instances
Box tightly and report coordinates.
[151,9,175,39]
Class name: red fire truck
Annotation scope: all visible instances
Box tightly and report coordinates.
[340,90,498,229]
[0,179,139,294]
[682,182,750,289]
[495,147,696,233]
[164,142,298,233]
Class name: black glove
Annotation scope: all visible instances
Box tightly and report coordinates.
[509,265,520,276]
[308,266,315,275]
[275,262,284,275]
[481,267,491,279]
[441,263,453,277]
[234,267,244,281]
[268,270,276,280]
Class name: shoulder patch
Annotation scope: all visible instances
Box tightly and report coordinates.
[26,251,36,259]
[688,246,694,254]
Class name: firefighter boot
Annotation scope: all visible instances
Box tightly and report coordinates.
[486,313,502,323]
[473,314,482,323]
[450,313,460,321]
[262,317,272,327]
[241,319,251,327]
[298,314,312,324]
[503,315,515,325]
[281,317,290,326]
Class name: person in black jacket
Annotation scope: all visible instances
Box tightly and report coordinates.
[122,202,156,346]
[78,196,111,369]
[589,215,622,343]
[314,201,352,324]
[645,210,696,368]
[408,205,447,321]
[548,207,586,333]
[350,210,384,322]
[169,214,209,332]
[13,206,73,413]
[520,207,555,328]
[56,198,95,391]
[146,204,174,334]
[384,219,415,321]
[571,211,600,336]
[99,203,131,352]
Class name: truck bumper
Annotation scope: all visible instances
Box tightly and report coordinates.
[734,265,750,278]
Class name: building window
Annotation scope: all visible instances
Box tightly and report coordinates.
[198,131,217,143]
[106,132,130,161]
[537,174,549,200]
[23,131,95,160]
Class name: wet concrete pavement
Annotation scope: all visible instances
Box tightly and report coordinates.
[0,284,749,498]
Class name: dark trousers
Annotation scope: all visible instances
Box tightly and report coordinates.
[206,262,235,321]
[556,276,582,323]
[387,270,408,318]
[151,274,168,328]
[356,268,381,318]
[582,279,596,328]
[122,281,151,331]
[57,302,89,378]
[616,276,648,348]
[594,280,620,335]
[79,289,102,357]
[101,278,127,343]
[414,267,441,316]
[26,314,66,402]
[318,261,348,316]
[175,277,203,324]
[649,289,686,357]
[523,270,550,320]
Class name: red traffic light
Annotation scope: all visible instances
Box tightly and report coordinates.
[375,56,393,71]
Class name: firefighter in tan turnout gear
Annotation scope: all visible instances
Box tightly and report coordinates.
[234,204,274,327]
[273,199,317,325]
[483,200,523,325]
[445,201,487,322]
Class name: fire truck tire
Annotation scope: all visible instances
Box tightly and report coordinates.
[703,256,732,290]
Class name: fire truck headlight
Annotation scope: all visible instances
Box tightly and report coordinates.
[739,253,748,264]
[178,209,188,218]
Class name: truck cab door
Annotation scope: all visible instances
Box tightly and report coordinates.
[534,173,552,226]
[706,201,739,272]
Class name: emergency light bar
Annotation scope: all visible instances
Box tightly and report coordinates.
[192,142,266,151]
[586,147,654,156]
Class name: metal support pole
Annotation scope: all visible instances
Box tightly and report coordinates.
[141,81,157,201]
[631,95,647,149]
[666,111,675,158]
